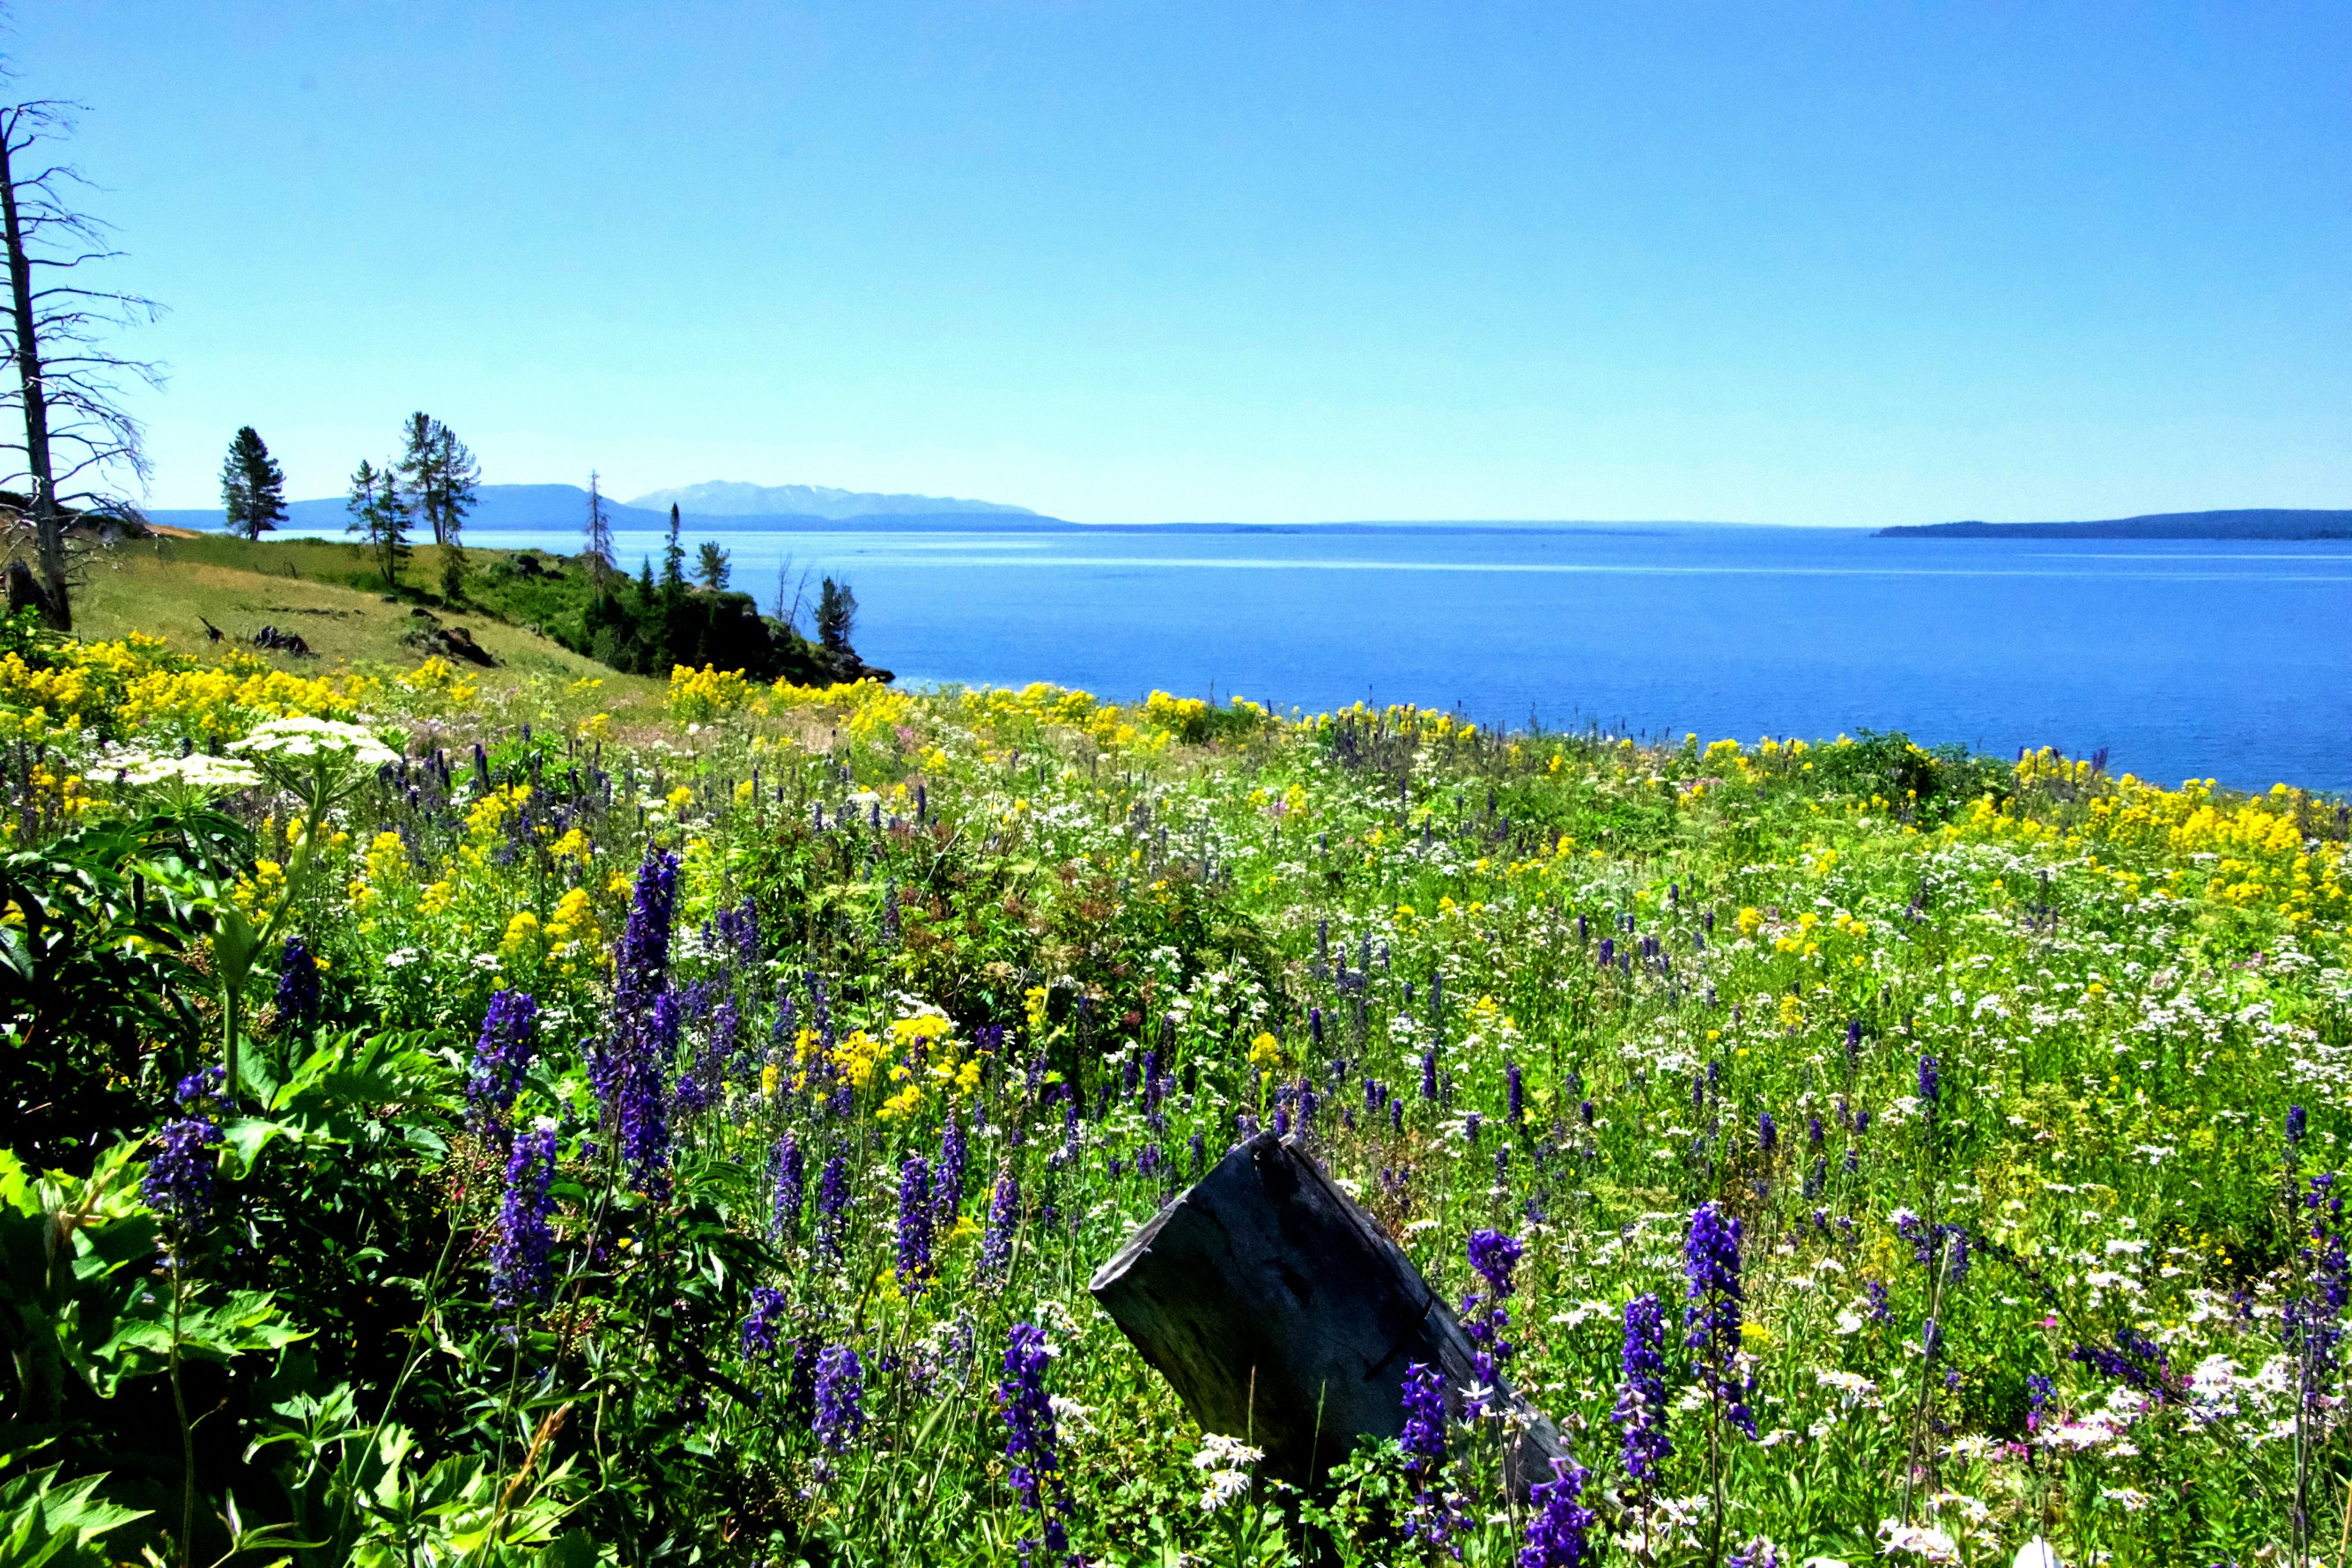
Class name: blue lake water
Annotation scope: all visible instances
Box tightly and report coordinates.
[460,523,2352,792]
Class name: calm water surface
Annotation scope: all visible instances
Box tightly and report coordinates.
[462,523,2352,792]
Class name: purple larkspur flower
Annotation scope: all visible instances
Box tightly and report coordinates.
[2289,1105,2309,1148]
[999,1324,1073,1563]
[275,935,321,1035]
[1462,1228,1525,1406]
[980,1170,1020,1281]
[1518,1456,1595,1568]
[772,1132,805,1238]
[591,847,679,1195]
[2070,1327,2174,1397]
[1685,1202,1755,1436]
[715,896,760,966]
[467,987,539,1138]
[813,1343,865,1451]
[1401,1359,1446,1477]
[1757,1111,1778,1154]
[1615,1292,1672,1487]
[143,1114,222,1239]
[741,1285,788,1359]
[1399,1360,1460,1544]
[1917,1054,1941,1113]
[2025,1372,2054,1432]
[816,1153,849,1260]
[936,1114,969,1228]
[1506,1061,1525,1124]
[898,1157,936,1296]
[491,1126,558,1308]
[174,1066,225,1108]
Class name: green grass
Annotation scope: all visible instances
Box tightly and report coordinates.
[5,644,2350,1566]
[73,530,648,689]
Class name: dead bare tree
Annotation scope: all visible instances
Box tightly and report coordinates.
[770,552,815,631]
[0,100,163,630]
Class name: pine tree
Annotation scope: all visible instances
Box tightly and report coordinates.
[396,412,477,600]
[220,443,252,536]
[344,457,410,589]
[219,425,286,539]
[695,540,730,590]
[816,576,857,653]
[661,503,686,592]
[397,413,444,543]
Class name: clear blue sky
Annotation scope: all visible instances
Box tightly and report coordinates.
[17,2,2352,524]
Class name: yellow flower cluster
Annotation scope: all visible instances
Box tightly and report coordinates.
[1,633,372,744]
[669,663,757,722]
[544,886,599,961]
[878,1013,969,1122]
[1958,751,2348,923]
[348,829,409,910]
[467,782,529,841]
[2082,775,2345,921]
[1309,700,1479,747]
[402,656,477,706]
[121,662,373,744]
[1142,690,1212,742]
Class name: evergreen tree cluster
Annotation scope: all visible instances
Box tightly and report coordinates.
[212,420,885,684]
[328,411,479,595]
[562,499,878,682]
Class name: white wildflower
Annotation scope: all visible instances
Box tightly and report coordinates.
[1875,1519,1958,1561]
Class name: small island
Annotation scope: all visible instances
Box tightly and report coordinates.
[1878,507,2352,540]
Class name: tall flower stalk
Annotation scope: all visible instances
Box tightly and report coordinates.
[491,1126,558,1309]
[592,847,679,1197]
[998,1323,1074,1566]
[467,987,539,1142]
[144,1068,224,1567]
[1399,1360,1458,1549]
[1615,1291,1671,1554]
[1686,1202,1750,1563]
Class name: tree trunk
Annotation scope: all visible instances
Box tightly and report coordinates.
[0,122,68,631]
[1089,1131,1568,1497]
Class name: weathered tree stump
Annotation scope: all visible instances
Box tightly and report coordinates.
[1089,1131,1567,1496]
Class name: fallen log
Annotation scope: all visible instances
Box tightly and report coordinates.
[1089,1131,1566,1495]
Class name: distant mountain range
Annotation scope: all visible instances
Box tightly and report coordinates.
[625,480,1035,520]
[147,480,1064,535]
[1879,508,2352,540]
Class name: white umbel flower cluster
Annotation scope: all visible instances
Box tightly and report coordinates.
[226,715,398,767]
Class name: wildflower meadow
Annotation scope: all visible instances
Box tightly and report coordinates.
[4,610,2349,1567]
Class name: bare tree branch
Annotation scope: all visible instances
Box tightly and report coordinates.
[0,97,164,626]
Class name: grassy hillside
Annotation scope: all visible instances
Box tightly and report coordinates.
[74,531,636,681]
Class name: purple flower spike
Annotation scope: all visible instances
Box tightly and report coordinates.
[491,1126,558,1308]
[1684,1202,1756,1437]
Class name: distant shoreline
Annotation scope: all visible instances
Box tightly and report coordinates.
[1879,508,2352,541]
